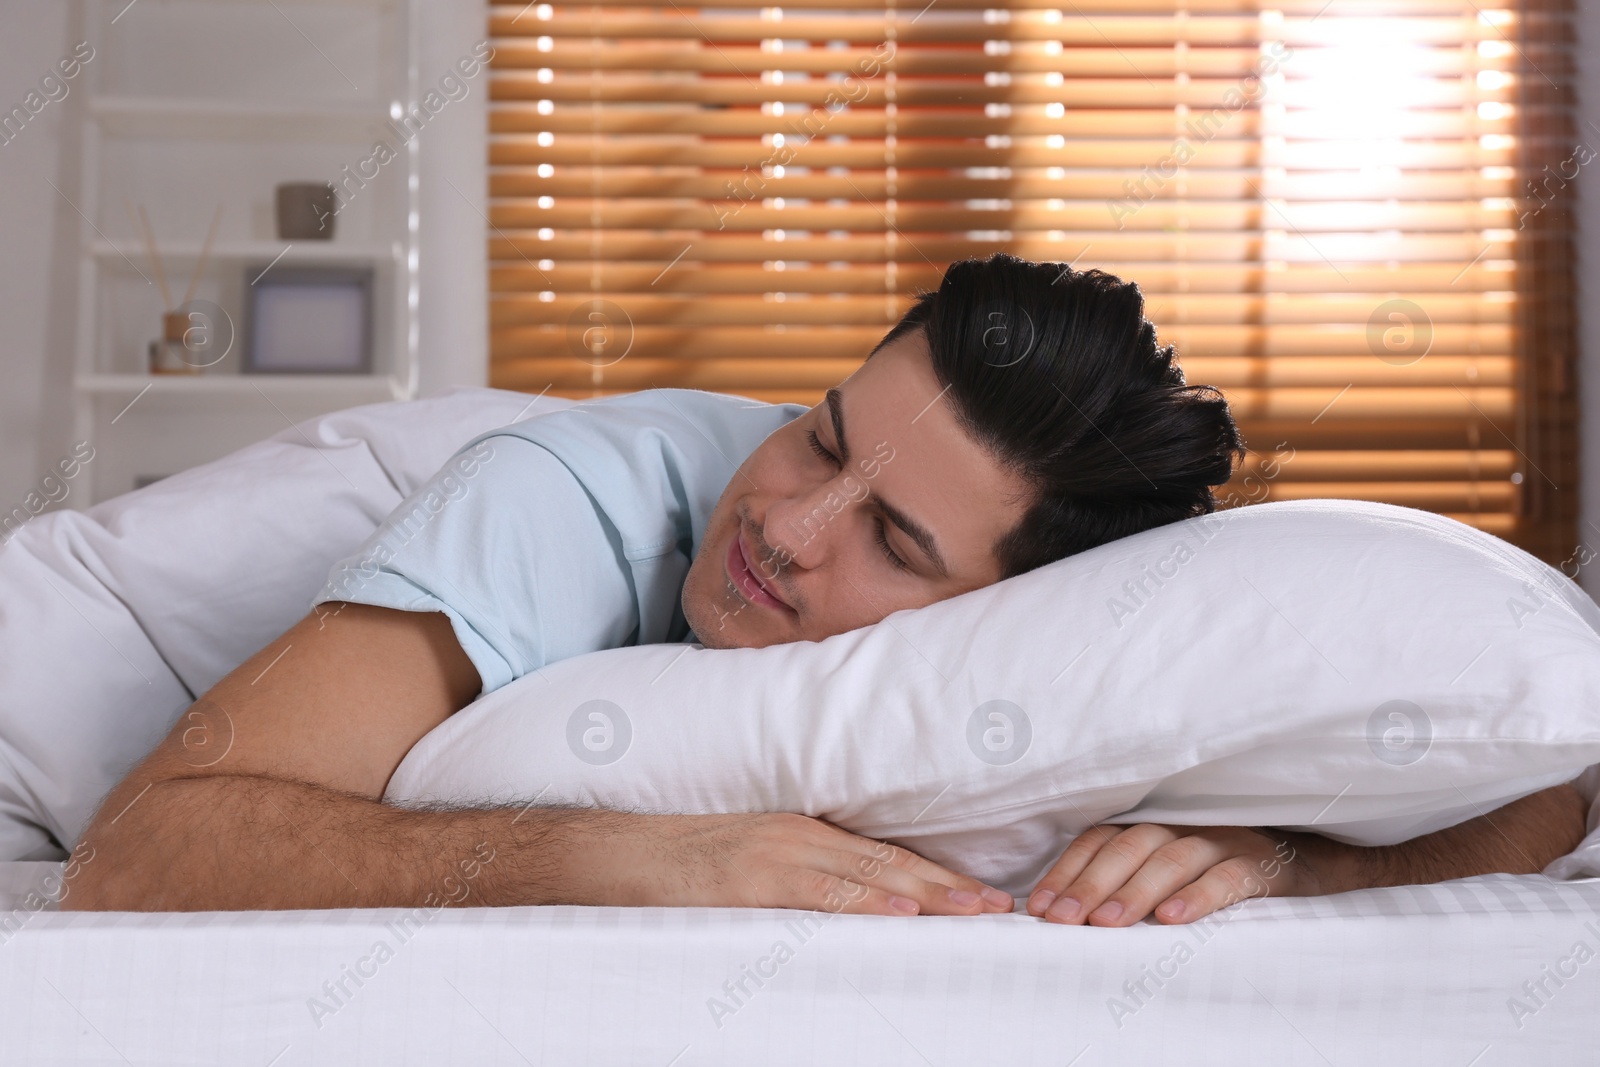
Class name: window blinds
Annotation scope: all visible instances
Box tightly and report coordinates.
[485,0,1576,560]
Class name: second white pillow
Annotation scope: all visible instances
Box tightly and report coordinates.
[387,500,1600,895]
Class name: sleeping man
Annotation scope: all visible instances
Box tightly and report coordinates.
[68,254,1589,920]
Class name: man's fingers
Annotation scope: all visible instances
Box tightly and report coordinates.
[820,846,1006,915]
[1153,857,1275,925]
[1078,834,1237,927]
[1034,825,1181,924]
[835,834,1013,912]
[775,868,908,916]
[1026,825,1121,917]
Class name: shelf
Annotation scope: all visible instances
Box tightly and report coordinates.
[72,0,419,505]
[76,373,405,399]
[90,96,396,141]
[91,240,400,264]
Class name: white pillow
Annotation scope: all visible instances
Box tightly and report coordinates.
[386,499,1600,897]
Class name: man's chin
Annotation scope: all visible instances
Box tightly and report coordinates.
[690,621,740,650]
[684,594,788,650]
[681,584,741,649]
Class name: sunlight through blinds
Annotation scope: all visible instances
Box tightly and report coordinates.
[485,0,1576,559]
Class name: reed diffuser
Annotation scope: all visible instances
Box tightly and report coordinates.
[130,201,223,375]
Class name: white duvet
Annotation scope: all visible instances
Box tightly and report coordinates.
[0,387,567,859]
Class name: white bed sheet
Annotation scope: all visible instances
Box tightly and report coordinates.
[3,863,1596,1065]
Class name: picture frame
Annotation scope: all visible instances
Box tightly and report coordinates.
[243,266,374,374]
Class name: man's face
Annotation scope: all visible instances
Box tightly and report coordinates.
[681,330,1035,649]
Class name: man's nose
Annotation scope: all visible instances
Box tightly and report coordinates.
[764,477,857,571]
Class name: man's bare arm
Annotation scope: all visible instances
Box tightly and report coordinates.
[67,604,1011,915]
[1285,782,1590,896]
[1029,783,1590,926]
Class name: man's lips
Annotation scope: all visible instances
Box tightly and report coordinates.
[726,527,791,612]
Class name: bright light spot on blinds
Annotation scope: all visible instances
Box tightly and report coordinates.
[1479,41,1513,58]
[538,196,554,208]
[537,68,553,83]
[536,4,552,18]
[538,132,554,146]
[537,36,553,52]
[538,100,554,114]
[1290,33,1437,162]
[539,227,555,240]
[1478,70,1512,90]
[1478,9,1513,25]
[540,291,555,302]
[1478,102,1511,121]
[1046,102,1065,118]
[538,164,554,177]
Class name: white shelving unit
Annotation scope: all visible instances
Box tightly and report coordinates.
[71,0,419,502]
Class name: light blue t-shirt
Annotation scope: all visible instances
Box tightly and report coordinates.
[312,389,806,695]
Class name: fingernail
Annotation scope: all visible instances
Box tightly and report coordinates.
[948,888,981,908]
[1030,890,1056,915]
[1089,901,1123,923]
[1159,899,1186,921]
[981,886,1012,908]
[890,895,919,915]
[1046,896,1080,922]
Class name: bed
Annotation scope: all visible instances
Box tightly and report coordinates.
[4,388,1599,1062]
[4,861,1598,1064]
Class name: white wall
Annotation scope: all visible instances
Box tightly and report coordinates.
[416,0,490,401]
[0,0,487,511]
[0,2,79,513]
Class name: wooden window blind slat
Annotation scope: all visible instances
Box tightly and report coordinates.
[486,0,1577,558]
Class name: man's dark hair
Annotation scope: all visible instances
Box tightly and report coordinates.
[874,252,1245,579]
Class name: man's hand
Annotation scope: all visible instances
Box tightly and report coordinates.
[1027,783,1590,927]
[1026,824,1312,927]
[597,812,1013,916]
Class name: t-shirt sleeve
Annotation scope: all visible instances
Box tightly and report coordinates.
[310,435,637,695]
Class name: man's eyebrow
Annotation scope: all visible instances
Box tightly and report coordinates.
[825,388,852,466]
[825,387,950,579]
